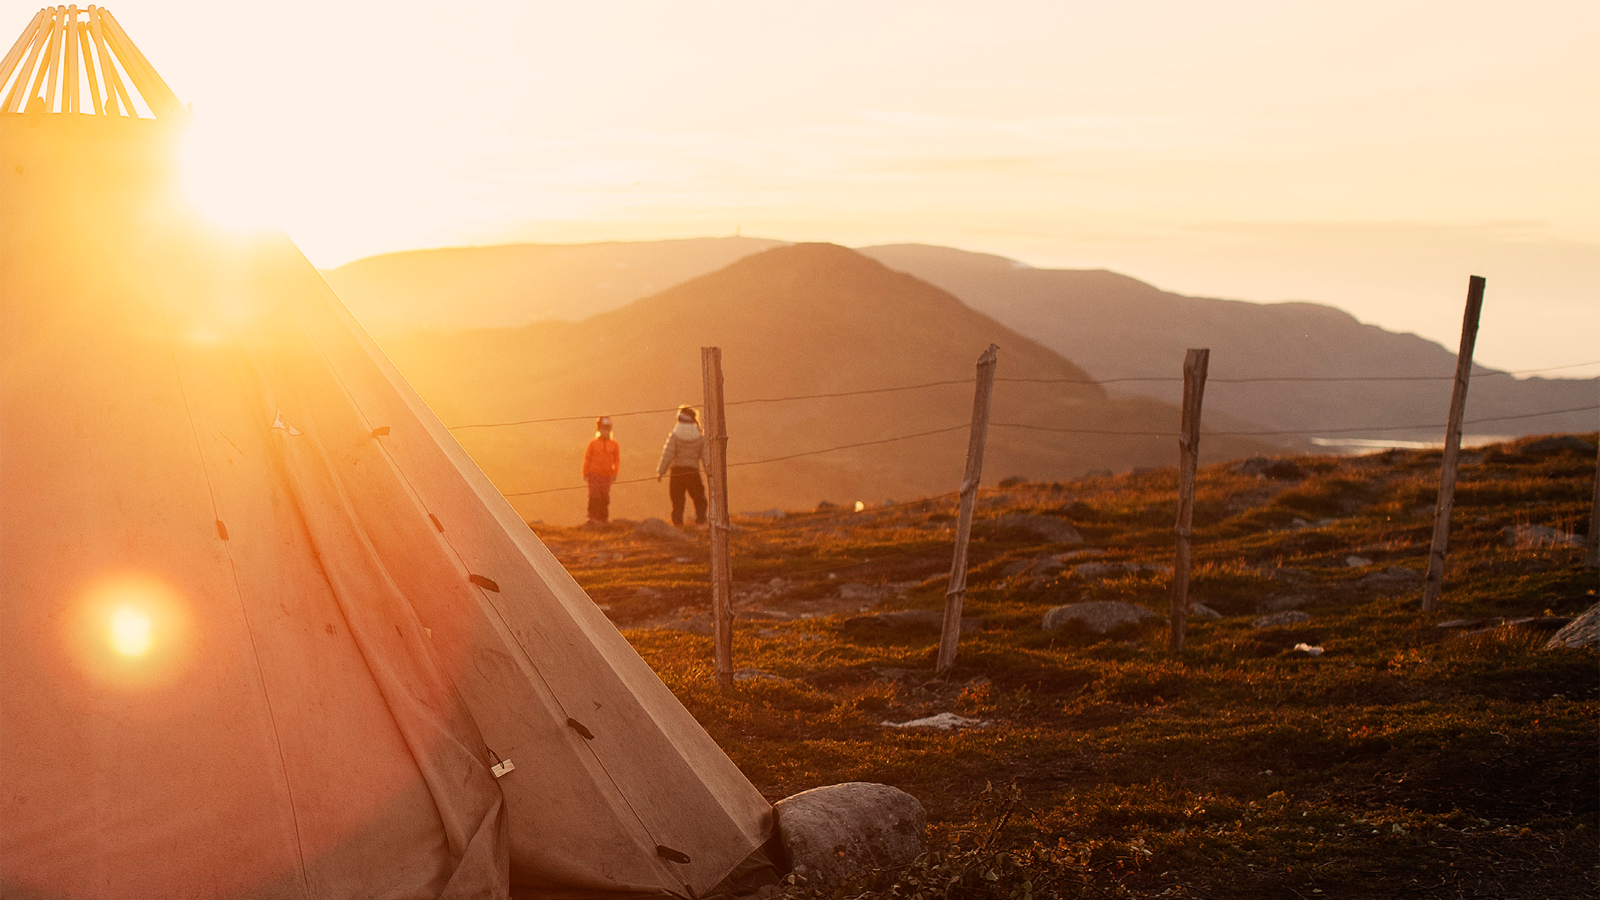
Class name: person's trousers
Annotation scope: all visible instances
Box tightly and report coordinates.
[586,475,613,523]
[668,468,707,527]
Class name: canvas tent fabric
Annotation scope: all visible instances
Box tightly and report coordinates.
[0,10,773,900]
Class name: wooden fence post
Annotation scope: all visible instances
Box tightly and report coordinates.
[1587,437,1599,569]
[701,347,734,688]
[936,344,999,675]
[1421,276,1486,611]
[1169,349,1209,652]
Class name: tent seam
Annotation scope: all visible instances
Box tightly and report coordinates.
[159,308,313,899]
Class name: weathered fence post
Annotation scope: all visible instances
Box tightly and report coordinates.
[1587,437,1599,569]
[1169,348,1209,652]
[936,344,999,675]
[1421,276,1486,611]
[701,347,734,688]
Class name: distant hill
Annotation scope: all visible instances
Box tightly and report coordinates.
[860,244,1599,442]
[376,244,1286,525]
[324,236,782,331]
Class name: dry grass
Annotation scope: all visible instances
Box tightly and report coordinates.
[539,434,1599,899]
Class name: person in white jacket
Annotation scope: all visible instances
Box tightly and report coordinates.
[656,405,710,528]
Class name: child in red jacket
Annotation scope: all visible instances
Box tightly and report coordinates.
[582,417,621,524]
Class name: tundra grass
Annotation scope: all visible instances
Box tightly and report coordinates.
[539,435,1599,899]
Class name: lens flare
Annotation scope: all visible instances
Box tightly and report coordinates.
[70,576,192,690]
[109,606,155,657]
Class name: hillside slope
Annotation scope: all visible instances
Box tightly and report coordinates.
[377,244,1285,524]
[862,244,1599,441]
[542,433,1600,899]
[324,236,781,331]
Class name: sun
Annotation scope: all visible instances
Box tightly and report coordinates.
[176,116,280,234]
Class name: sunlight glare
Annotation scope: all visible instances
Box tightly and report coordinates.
[177,118,281,234]
[109,606,154,657]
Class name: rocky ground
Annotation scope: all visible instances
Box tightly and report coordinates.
[535,434,1599,899]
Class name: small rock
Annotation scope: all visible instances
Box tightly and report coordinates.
[1544,603,1600,650]
[1253,610,1312,628]
[815,500,839,511]
[1072,562,1172,580]
[1503,524,1582,548]
[838,582,890,601]
[1518,435,1597,456]
[1041,601,1161,633]
[882,712,989,730]
[740,508,786,519]
[1344,555,1373,567]
[1233,457,1305,479]
[1359,567,1421,585]
[1190,603,1223,620]
[1437,618,1490,630]
[630,518,691,542]
[733,668,785,682]
[775,783,927,892]
[1292,643,1325,656]
[992,514,1085,545]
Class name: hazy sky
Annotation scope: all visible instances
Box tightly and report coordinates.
[6,1,1596,372]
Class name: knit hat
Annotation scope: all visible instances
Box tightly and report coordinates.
[677,405,698,424]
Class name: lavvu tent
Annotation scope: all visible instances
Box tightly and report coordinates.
[0,7,774,898]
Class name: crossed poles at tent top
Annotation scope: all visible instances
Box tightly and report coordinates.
[1,6,184,118]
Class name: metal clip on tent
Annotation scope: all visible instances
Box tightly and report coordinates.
[1,6,186,119]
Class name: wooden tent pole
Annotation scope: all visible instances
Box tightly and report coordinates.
[0,9,46,97]
[100,9,182,117]
[90,9,129,117]
[1,9,48,113]
[30,8,61,114]
[41,6,63,113]
[65,6,78,115]
[77,23,101,115]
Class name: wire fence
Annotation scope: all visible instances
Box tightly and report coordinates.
[449,358,1600,432]
[474,356,1599,499]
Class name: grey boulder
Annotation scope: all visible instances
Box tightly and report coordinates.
[630,517,691,541]
[1518,435,1597,456]
[1072,561,1173,581]
[1503,524,1581,548]
[775,782,926,890]
[1253,610,1312,628]
[992,514,1084,545]
[1041,601,1161,633]
[1544,603,1600,650]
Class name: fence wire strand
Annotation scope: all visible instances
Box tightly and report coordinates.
[449,359,1600,432]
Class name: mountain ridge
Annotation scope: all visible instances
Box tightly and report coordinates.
[377,243,1284,525]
